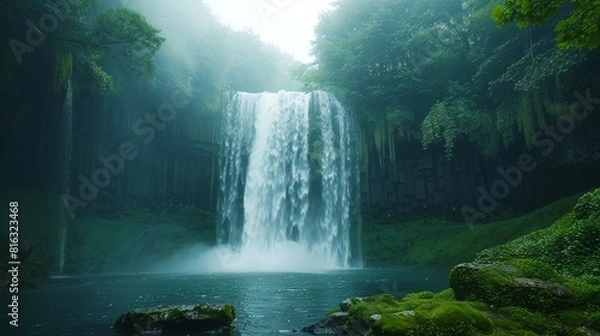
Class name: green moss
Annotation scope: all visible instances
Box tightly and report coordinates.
[560,310,600,330]
[223,304,235,322]
[344,189,600,336]
[326,307,342,315]
[349,294,402,320]
[427,301,492,331]
[450,264,510,302]
[346,290,492,336]
[497,307,553,334]
[375,301,491,336]
[573,188,600,220]
[487,313,524,332]
[433,288,455,300]
[363,193,578,267]
[403,291,435,301]
[372,314,415,336]
[166,308,183,320]
[503,258,563,282]
[328,282,596,336]
[476,189,600,277]
[563,277,600,310]
[450,262,573,312]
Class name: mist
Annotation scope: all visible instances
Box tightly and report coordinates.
[146,243,338,274]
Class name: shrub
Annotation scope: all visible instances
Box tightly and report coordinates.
[573,188,600,220]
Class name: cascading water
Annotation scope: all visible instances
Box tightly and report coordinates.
[58,80,73,274]
[217,91,362,270]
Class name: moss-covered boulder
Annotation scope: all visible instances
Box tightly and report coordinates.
[307,289,600,335]
[306,191,600,335]
[302,312,366,335]
[114,303,235,335]
[305,291,494,336]
[573,188,600,220]
[449,261,573,312]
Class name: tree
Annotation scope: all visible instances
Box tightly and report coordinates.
[1,0,165,95]
[303,0,598,162]
[492,0,600,49]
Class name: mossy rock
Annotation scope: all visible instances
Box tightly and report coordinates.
[573,188,600,220]
[449,261,573,312]
[475,190,600,277]
[327,291,492,336]
[563,277,600,310]
[114,303,235,335]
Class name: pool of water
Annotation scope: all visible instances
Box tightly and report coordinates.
[11,268,449,335]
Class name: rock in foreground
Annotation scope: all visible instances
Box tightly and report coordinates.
[114,303,235,335]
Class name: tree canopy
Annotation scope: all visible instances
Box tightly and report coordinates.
[492,0,600,49]
[1,0,300,111]
[2,0,166,95]
[299,0,599,164]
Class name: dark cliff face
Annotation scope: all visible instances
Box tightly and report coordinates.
[5,82,221,216]
[6,82,600,219]
[361,121,600,219]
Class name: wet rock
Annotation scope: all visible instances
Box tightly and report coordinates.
[114,303,235,335]
[368,314,381,323]
[339,297,365,312]
[302,312,368,336]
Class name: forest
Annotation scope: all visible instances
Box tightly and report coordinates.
[1,0,599,335]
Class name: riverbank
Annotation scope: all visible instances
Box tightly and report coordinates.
[307,188,600,335]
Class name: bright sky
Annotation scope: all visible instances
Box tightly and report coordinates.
[202,0,335,63]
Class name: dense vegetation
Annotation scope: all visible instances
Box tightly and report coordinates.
[298,0,600,164]
[2,0,599,283]
[0,0,302,281]
[1,0,300,143]
[317,188,600,335]
[362,192,579,267]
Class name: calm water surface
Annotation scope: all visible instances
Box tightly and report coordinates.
[10,268,449,336]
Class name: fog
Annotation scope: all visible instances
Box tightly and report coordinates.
[147,243,337,273]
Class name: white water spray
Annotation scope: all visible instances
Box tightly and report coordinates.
[217,91,362,270]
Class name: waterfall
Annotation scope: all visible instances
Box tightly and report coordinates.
[218,91,362,270]
[58,80,73,274]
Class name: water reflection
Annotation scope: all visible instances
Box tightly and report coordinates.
[16,269,448,336]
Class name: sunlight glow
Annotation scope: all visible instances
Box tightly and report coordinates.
[202,0,335,63]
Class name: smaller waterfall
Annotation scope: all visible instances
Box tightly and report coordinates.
[58,80,73,274]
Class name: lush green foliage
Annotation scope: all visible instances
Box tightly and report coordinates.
[336,286,598,335]
[449,261,573,312]
[493,0,600,49]
[476,188,600,276]
[573,188,600,220]
[362,193,578,266]
[1,0,300,129]
[302,0,599,161]
[325,189,600,336]
[422,98,497,158]
[1,0,166,95]
[345,292,492,336]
